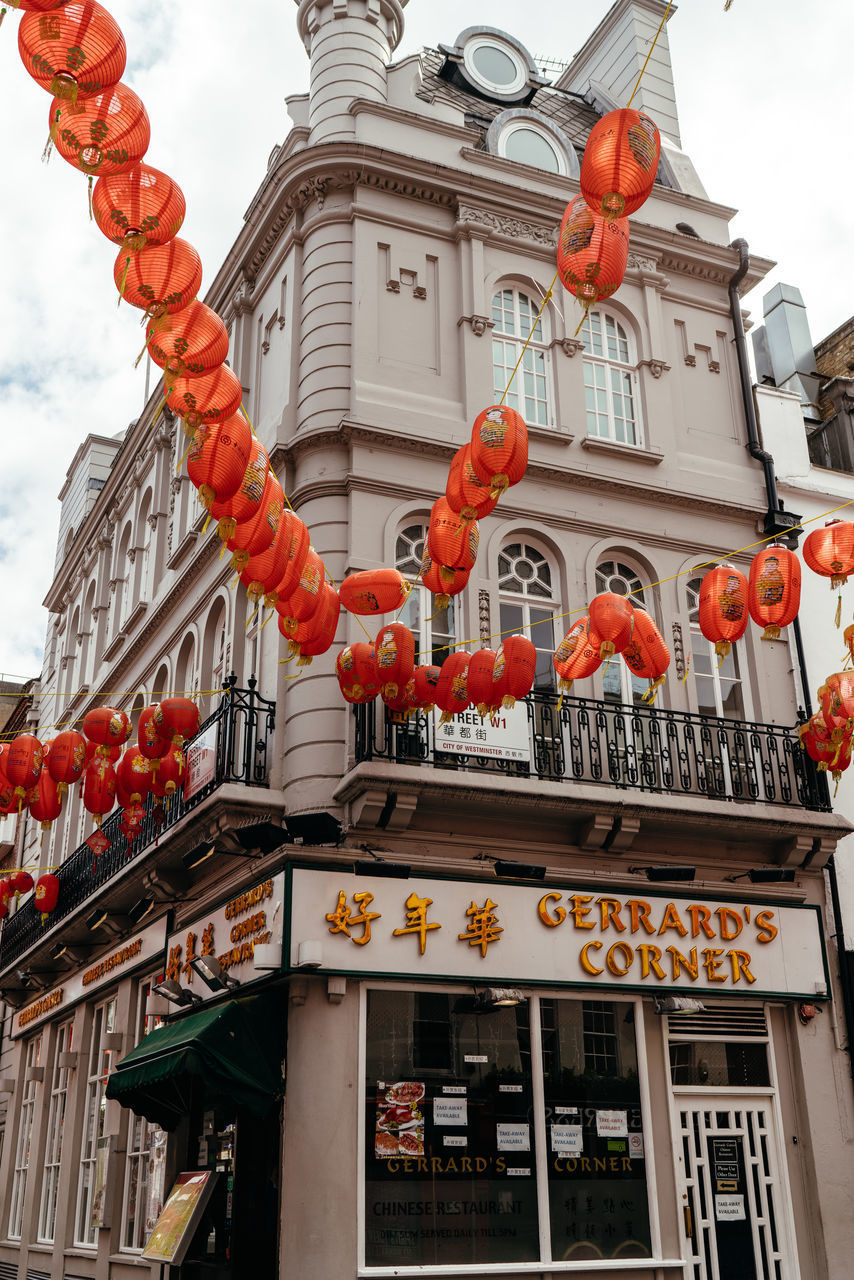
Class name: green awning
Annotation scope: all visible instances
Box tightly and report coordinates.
[106,992,284,1130]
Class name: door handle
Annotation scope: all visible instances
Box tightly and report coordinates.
[684,1203,693,1239]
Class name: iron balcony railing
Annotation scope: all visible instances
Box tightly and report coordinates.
[0,676,275,970]
[354,690,830,812]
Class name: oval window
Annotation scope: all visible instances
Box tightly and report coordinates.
[471,43,518,86]
[503,126,561,172]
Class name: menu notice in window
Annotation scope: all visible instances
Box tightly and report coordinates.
[141,1171,219,1264]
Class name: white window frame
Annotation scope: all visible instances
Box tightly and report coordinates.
[594,559,651,707]
[498,120,566,175]
[75,995,116,1247]
[462,36,527,96]
[38,1019,75,1243]
[492,287,554,428]
[582,310,643,447]
[9,1032,43,1239]
[120,977,166,1253]
[685,575,755,722]
[395,522,457,668]
[498,540,558,691]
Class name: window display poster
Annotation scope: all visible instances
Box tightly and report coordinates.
[551,1124,583,1156]
[433,1096,468,1127]
[596,1110,628,1137]
[376,1082,426,1158]
[90,1136,112,1230]
[141,1171,219,1264]
[145,1128,168,1239]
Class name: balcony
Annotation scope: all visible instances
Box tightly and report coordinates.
[0,677,276,972]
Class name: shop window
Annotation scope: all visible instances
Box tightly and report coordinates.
[595,559,650,706]
[121,979,167,1252]
[669,1040,770,1088]
[37,1020,75,1243]
[499,541,557,691]
[75,996,116,1246]
[581,311,641,446]
[686,575,749,720]
[363,990,651,1268]
[491,288,552,427]
[395,523,456,667]
[9,1032,42,1239]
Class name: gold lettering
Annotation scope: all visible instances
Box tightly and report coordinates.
[538,892,565,927]
[580,940,604,975]
[598,897,626,932]
[755,910,778,943]
[729,949,757,984]
[494,1156,505,1173]
[658,902,688,937]
[594,1157,606,1172]
[476,1157,487,1173]
[446,1158,458,1173]
[606,942,633,976]
[569,894,595,929]
[703,947,727,982]
[622,1158,633,1172]
[431,1157,442,1173]
[609,1157,619,1172]
[688,904,716,939]
[627,899,656,935]
[667,945,699,981]
[715,906,744,941]
[580,1157,591,1172]
[461,1157,472,1173]
[637,944,666,980]
[388,1160,399,1173]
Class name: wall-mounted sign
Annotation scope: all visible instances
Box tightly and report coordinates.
[184,723,218,801]
[432,702,529,763]
[288,868,828,999]
[165,872,285,1003]
[12,917,168,1039]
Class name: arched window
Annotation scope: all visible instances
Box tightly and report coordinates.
[498,541,557,690]
[581,310,641,446]
[486,110,579,178]
[595,559,649,705]
[491,287,552,427]
[686,575,749,720]
[395,522,455,666]
[174,634,196,699]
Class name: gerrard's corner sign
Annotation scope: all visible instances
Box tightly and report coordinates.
[287,867,828,1000]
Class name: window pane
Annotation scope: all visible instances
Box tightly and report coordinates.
[472,43,518,86]
[504,127,561,172]
[542,999,652,1260]
[669,1041,770,1088]
[365,991,540,1266]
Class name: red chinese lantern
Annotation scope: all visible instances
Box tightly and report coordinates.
[588,592,635,660]
[34,873,59,925]
[818,673,854,740]
[240,514,293,607]
[82,756,116,825]
[336,643,380,704]
[49,80,149,177]
[621,607,671,703]
[289,583,341,665]
[469,406,529,499]
[167,364,243,435]
[116,746,152,803]
[420,552,469,611]
[580,108,661,220]
[338,569,411,616]
[467,648,497,716]
[92,162,185,250]
[46,729,87,792]
[28,771,63,829]
[148,301,229,387]
[5,734,44,804]
[114,236,202,318]
[150,746,186,799]
[800,713,853,785]
[211,440,270,542]
[428,498,479,580]
[137,705,169,763]
[446,444,500,523]
[557,195,629,310]
[10,870,34,901]
[153,698,200,746]
[227,474,284,571]
[434,652,471,724]
[271,512,311,606]
[18,2,126,102]
[698,563,749,660]
[747,545,801,640]
[413,665,441,712]
[187,413,253,514]
[492,634,537,709]
[803,520,854,625]
[6,2,72,12]
[382,677,417,716]
[277,547,325,627]
[374,622,415,697]
[82,706,131,750]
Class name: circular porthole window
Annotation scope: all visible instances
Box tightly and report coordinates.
[502,123,562,173]
[485,109,578,177]
[463,36,528,96]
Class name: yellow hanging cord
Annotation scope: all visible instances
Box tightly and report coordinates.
[499,274,559,406]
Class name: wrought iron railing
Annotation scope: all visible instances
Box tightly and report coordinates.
[0,676,275,970]
[354,691,830,812]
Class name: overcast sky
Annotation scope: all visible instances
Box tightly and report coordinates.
[0,0,848,679]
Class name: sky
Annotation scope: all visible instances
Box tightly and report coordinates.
[0,0,849,679]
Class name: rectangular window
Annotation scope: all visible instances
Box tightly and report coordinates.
[38,1020,75,1243]
[9,1033,43,1239]
[121,979,167,1252]
[76,996,116,1246]
[363,991,652,1268]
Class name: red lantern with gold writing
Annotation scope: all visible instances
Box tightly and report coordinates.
[137,705,169,763]
[800,713,852,785]
[10,870,34,902]
[49,80,149,177]
[18,2,126,102]
[420,552,469,611]
[294,583,341,665]
[580,108,661,220]
[83,706,131,751]
[211,440,270,543]
[446,445,500,524]
[151,746,185,799]
[469,406,528,499]
[114,236,202,318]
[116,746,152,804]
[5,734,44,804]
[34,873,59,925]
[467,648,497,717]
[588,592,635,660]
[148,301,229,387]
[240,514,293,608]
[82,756,116,825]
[747,545,801,640]
[277,546,325,627]
[382,677,417,717]
[339,569,411,616]
[554,618,604,693]
[168,364,243,436]
[698,563,749,660]
[154,698,200,746]
[93,162,186,250]
[47,728,87,792]
[428,498,479,580]
[557,195,629,310]
[336,643,380,704]
[621,606,671,703]
[413,665,441,712]
[187,413,253,514]
[374,622,415,698]
[28,771,63,829]
[492,634,537,709]
[803,520,854,626]
[227,474,283,571]
[435,651,471,725]
[271,511,311,607]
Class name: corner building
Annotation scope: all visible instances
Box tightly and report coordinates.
[0,2,852,1278]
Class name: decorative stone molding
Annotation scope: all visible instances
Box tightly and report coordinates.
[456,201,556,247]
[627,252,659,272]
[559,338,584,358]
[638,358,671,379]
[458,314,494,337]
[478,590,490,641]
[671,622,685,681]
[231,274,255,316]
